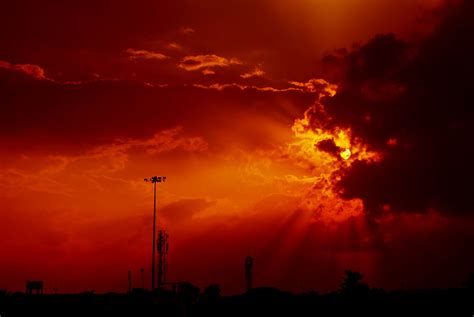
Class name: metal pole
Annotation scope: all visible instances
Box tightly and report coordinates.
[152,180,156,291]
[145,176,166,291]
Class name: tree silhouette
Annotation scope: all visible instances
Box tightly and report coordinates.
[177,282,200,305]
[0,289,11,300]
[340,270,369,295]
[203,284,221,300]
[463,272,474,289]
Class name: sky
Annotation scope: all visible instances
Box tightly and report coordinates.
[1,0,474,294]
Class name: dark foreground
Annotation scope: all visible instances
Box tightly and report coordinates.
[1,287,473,317]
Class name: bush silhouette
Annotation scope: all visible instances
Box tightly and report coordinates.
[340,270,370,295]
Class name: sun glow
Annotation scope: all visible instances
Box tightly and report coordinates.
[340,148,351,160]
[290,104,380,168]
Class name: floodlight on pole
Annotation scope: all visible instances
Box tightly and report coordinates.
[144,175,166,291]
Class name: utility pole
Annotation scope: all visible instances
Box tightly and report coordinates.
[144,176,166,291]
[245,256,253,291]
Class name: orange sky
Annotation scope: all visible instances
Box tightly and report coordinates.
[2,0,474,294]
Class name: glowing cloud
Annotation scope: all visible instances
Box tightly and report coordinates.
[125,48,169,61]
[289,79,338,95]
[286,84,381,222]
[240,67,265,79]
[0,60,47,80]
[178,54,242,71]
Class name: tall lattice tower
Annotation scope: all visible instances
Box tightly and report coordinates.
[157,230,169,289]
[245,256,253,291]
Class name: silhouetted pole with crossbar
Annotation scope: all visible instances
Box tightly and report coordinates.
[144,176,166,290]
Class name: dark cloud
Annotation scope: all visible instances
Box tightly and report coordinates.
[315,1,474,215]
[315,139,341,157]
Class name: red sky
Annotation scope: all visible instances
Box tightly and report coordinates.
[2,0,474,294]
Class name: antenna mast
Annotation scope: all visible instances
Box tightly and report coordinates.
[157,230,169,289]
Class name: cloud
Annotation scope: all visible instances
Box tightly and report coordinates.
[0,167,73,197]
[190,80,335,94]
[190,83,301,92]
[0,60,48,80]
[240,67,265,79]
[178,54,242,71]
[0,127,208,196]
[309,1,474,216]
[315,139,342,157]
[0,59,130,86]
[289,78,337,96]
[125,48,169,61]
[201,68,215,75]
[167,42,182,50]
[179,27,195,35]
[75,126,208,173]
[105,126,209,156]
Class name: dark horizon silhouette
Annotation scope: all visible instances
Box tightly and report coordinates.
[1,269,474,316]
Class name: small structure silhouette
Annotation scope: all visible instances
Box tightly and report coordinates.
[140,267,145,289]
[245,256,253,291]
[128,269,132,293]
[26,280,44,295]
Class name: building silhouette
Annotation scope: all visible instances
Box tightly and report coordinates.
[26,280,44,295]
